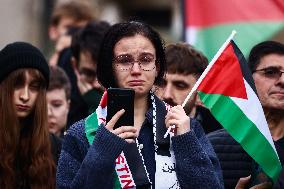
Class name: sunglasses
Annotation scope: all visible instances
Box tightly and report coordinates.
[253,66,284,80]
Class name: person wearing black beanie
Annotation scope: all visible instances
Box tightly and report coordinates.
[0,42,56,188]
[0,41,50,85]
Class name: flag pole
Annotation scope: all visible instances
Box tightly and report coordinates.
[181,30,237,107]
[164,30,237,138]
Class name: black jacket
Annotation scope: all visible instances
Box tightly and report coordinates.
[208,129,284,189]
[207,129,252,189]
[195,105,222,134]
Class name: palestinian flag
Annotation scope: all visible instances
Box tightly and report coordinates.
[195,39,282,182]
[184,0,284,60]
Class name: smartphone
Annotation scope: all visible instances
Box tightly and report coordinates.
[106,88,135,129]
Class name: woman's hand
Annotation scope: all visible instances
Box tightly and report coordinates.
[105,109,137,143]
[165,105,190,136]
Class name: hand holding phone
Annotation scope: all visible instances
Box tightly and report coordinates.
[105,109,137,143]
[106,88,135,129]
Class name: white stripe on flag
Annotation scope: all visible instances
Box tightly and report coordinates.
[231,79,277,155]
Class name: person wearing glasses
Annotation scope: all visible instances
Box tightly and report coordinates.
[58,21,111,127]
[207,41,284,189]
[71,21,111,115]
[56,21,223,189]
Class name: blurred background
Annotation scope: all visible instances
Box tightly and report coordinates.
[0,0,180,57]
[0,0,284,60]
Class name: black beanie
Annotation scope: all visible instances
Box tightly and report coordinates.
[0,42,49,87]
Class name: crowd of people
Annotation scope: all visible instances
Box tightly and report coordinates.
[0,1,283,189]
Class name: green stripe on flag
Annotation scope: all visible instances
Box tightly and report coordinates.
[193,22,284,60]
[198,91,282,182]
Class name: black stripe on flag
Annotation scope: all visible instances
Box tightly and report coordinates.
[231,40,258,95]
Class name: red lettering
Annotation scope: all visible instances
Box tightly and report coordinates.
[122,179,134,188]
[117,164,129,173]
[115,155,125,164]
[119,174,130,178]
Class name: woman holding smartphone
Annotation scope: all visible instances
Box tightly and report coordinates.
[0,42,56,188]
[57,21,223,189]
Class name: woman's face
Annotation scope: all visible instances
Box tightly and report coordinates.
[113,34,158,97]
[13,71,40,118]
[47,88,70,137]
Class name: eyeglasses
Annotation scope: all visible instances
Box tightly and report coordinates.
[113,54,156,71]
[253,66,284,80]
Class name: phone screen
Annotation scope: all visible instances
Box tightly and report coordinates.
[106,88,135,129]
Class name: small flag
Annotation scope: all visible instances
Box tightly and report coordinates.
[194,35,282,182]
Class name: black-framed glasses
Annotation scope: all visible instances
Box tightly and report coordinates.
[113,54,156,71]
[253,66,284,80]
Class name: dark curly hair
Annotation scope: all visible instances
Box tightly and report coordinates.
[97,21,166,88]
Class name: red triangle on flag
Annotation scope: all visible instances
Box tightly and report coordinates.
[197,43,248,99]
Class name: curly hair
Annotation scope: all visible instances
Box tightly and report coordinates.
[0,69,55,189]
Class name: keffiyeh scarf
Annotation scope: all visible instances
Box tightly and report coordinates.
[85,91,181,189]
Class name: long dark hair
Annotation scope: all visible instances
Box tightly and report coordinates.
[0,69,55,189]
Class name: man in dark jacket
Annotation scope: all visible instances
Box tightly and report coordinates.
[208,41,284,189]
